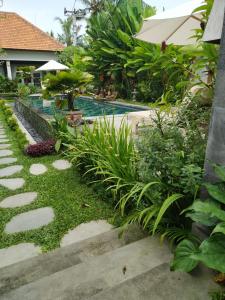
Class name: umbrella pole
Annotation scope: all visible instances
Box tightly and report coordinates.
[203,7,225,183]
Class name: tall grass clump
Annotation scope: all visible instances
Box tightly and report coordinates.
[66,118,158,213]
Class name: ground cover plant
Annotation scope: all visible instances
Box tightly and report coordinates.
[0,110,115,252]
[171,164,225,274]
[61,100,208,244]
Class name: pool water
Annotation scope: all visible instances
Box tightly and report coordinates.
[28,96,146,117]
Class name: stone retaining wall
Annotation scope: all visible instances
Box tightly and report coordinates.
[15,100,54,140]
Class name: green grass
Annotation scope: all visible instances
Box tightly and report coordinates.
[0,113,116,252]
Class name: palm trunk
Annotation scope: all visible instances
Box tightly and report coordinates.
[67,92,74,111]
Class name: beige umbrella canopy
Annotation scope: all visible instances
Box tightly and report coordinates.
[135,0,204,46]
[35,60,69,72]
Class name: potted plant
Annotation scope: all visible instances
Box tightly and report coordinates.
[44,70,93,121]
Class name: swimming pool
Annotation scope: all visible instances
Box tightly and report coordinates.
[28,96,147,117]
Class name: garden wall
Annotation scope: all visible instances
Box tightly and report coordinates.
[15,99,54,140]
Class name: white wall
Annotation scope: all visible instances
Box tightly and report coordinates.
[2,49,58,62]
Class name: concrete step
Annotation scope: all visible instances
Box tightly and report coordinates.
[88,263,218,300]
[1,236,171,300]
[0,224,146,295]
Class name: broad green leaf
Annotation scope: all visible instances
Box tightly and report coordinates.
[55,139,61,153]
[192,235,225,273]
[212,222,225,235]
[186,211,217,227]
[189,201,225,222]
[214,164,225,182]
[170,240,199,272]
[204,183,225,204]
[153,194,183,234]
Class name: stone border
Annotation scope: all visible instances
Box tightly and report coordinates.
[15,100,54,140]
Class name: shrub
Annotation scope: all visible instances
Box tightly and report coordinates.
[171,164,225,274]
[0,99,28,149]
[26,139,56,157]
[7,116,18,130]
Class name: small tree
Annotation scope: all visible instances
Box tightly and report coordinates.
[44,71,93,111]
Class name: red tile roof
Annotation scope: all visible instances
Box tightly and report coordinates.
[0,12,64,51]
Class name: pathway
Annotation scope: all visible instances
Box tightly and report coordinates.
[0,121,73,267]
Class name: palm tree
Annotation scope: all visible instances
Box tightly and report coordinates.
[55,17,74,46]
[80,0,105,14]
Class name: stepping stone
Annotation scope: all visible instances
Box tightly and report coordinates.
[0,178,25,190]
[0,157,17,165]
[0,165,23,178]
[52,159,72,170]
[0,139,9,143]
[5,207,55,234]
[29,164,47,175]
[0,144,11,149]
[0,192,38,208]
[0,150,12,158]
[0,135,7,139]
[60,220,113,247]
[0,243,41,268]
[0,130,5,134]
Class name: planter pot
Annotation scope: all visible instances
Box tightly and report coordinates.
[65,111,83,123]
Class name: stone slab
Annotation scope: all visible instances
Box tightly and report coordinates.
[0,192,38,208]
[0,139,9,143]
[0,243,41,269]
[5,207,55,234]
[29,164,47,176]
[52,159,72,170]
[0,157,17,165]
[61,220,113,247]
[0,165,23,178]
[0,135,7,139]
[0,150,13,157]
[0,144,11,150]
[0,178,25,190]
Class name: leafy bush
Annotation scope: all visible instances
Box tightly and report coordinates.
[61,105,207,243]
[171,164,225,274]
[0,99,28,149]
[17,83,31,99]
[26,139,56,157]
[0,75,17,93]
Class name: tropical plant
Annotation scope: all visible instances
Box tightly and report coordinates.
[55,16,74,46]
[44,70,93,110]
[171,164,225,274]
[81,0,105,14]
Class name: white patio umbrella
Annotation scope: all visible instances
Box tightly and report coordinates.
[35,60,69,72]
[135,0,205,46]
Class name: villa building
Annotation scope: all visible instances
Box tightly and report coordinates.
[0,12,64,81]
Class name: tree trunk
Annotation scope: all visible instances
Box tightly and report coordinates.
[204,8,225,183]
[67,92,74,111]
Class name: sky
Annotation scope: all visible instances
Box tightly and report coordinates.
[1,0,190,36]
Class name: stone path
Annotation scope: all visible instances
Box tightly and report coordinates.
[0,157,17,165]
[52,159,72,170]
[0,150,13,157]
[61,220,113,247]
[0,192,38,208]
[0,144,11,149]
[0,139,9,143]
[29,163,47,175]
[0,122,81,268]
[5,207,55,234]
[0,243,41,269]
[0,121,56,267]
[0,178,25,190]
[0,165,23,178]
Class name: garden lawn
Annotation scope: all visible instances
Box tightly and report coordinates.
[0,112,115,252]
